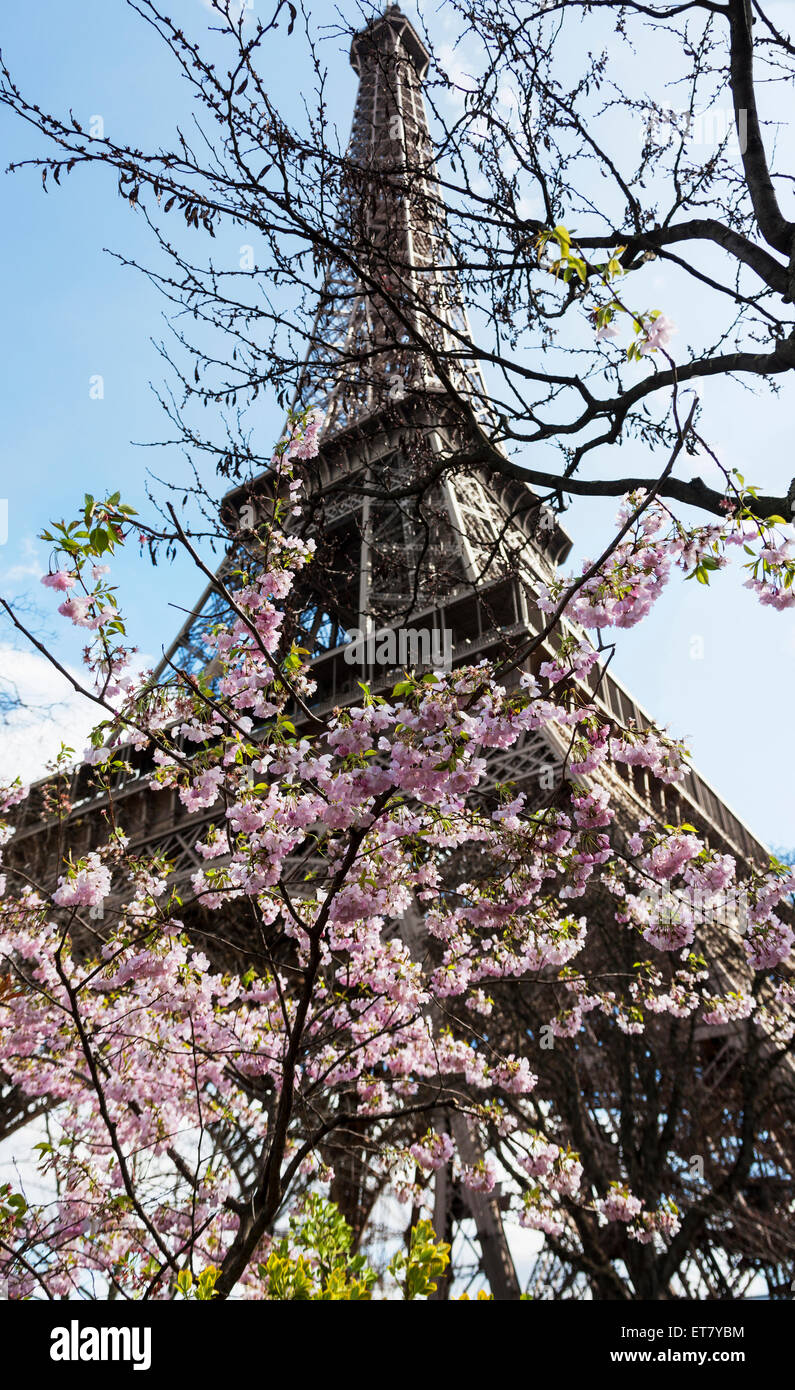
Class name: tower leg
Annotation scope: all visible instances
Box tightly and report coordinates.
[450,1113,521,1300]
[429,1157,454,1300]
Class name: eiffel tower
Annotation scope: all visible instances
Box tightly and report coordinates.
[5,4,792,1299]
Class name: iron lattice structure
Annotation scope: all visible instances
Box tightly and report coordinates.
[6,5,793,1299]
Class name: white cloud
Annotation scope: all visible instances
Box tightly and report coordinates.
[0,1116,53,1213]
[0,646,99,788]
[0,536,42,590]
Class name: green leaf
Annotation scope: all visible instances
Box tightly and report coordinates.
[90,526,109,554]
[388,1219,450,1300]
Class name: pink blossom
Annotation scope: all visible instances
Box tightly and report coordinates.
[41,569,77,591]
[83,745,111,766]
[460,1156,498,1192]
[409,1131,455,1171]
[744,920,794,970]
[58,595,95,627]
[596,1186,643,1223]
[639,313,676,354]
[53,853,112,909]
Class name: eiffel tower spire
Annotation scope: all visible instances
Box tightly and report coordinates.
[297,3,490,440]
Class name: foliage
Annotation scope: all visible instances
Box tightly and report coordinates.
[388,1220,451,1302]
[258,1197,377,1301]
[253,1199,452,1301]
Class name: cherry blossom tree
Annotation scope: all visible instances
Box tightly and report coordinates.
[0,409,792,1300]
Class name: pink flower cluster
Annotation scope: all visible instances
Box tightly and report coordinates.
[41,569,77,591]
[639,313,676,354]
[52,853,112,909]
[595,1186,643,1223]
[409,1131,455,1172]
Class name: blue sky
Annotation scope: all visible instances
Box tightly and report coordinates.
[0,0,793,847]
